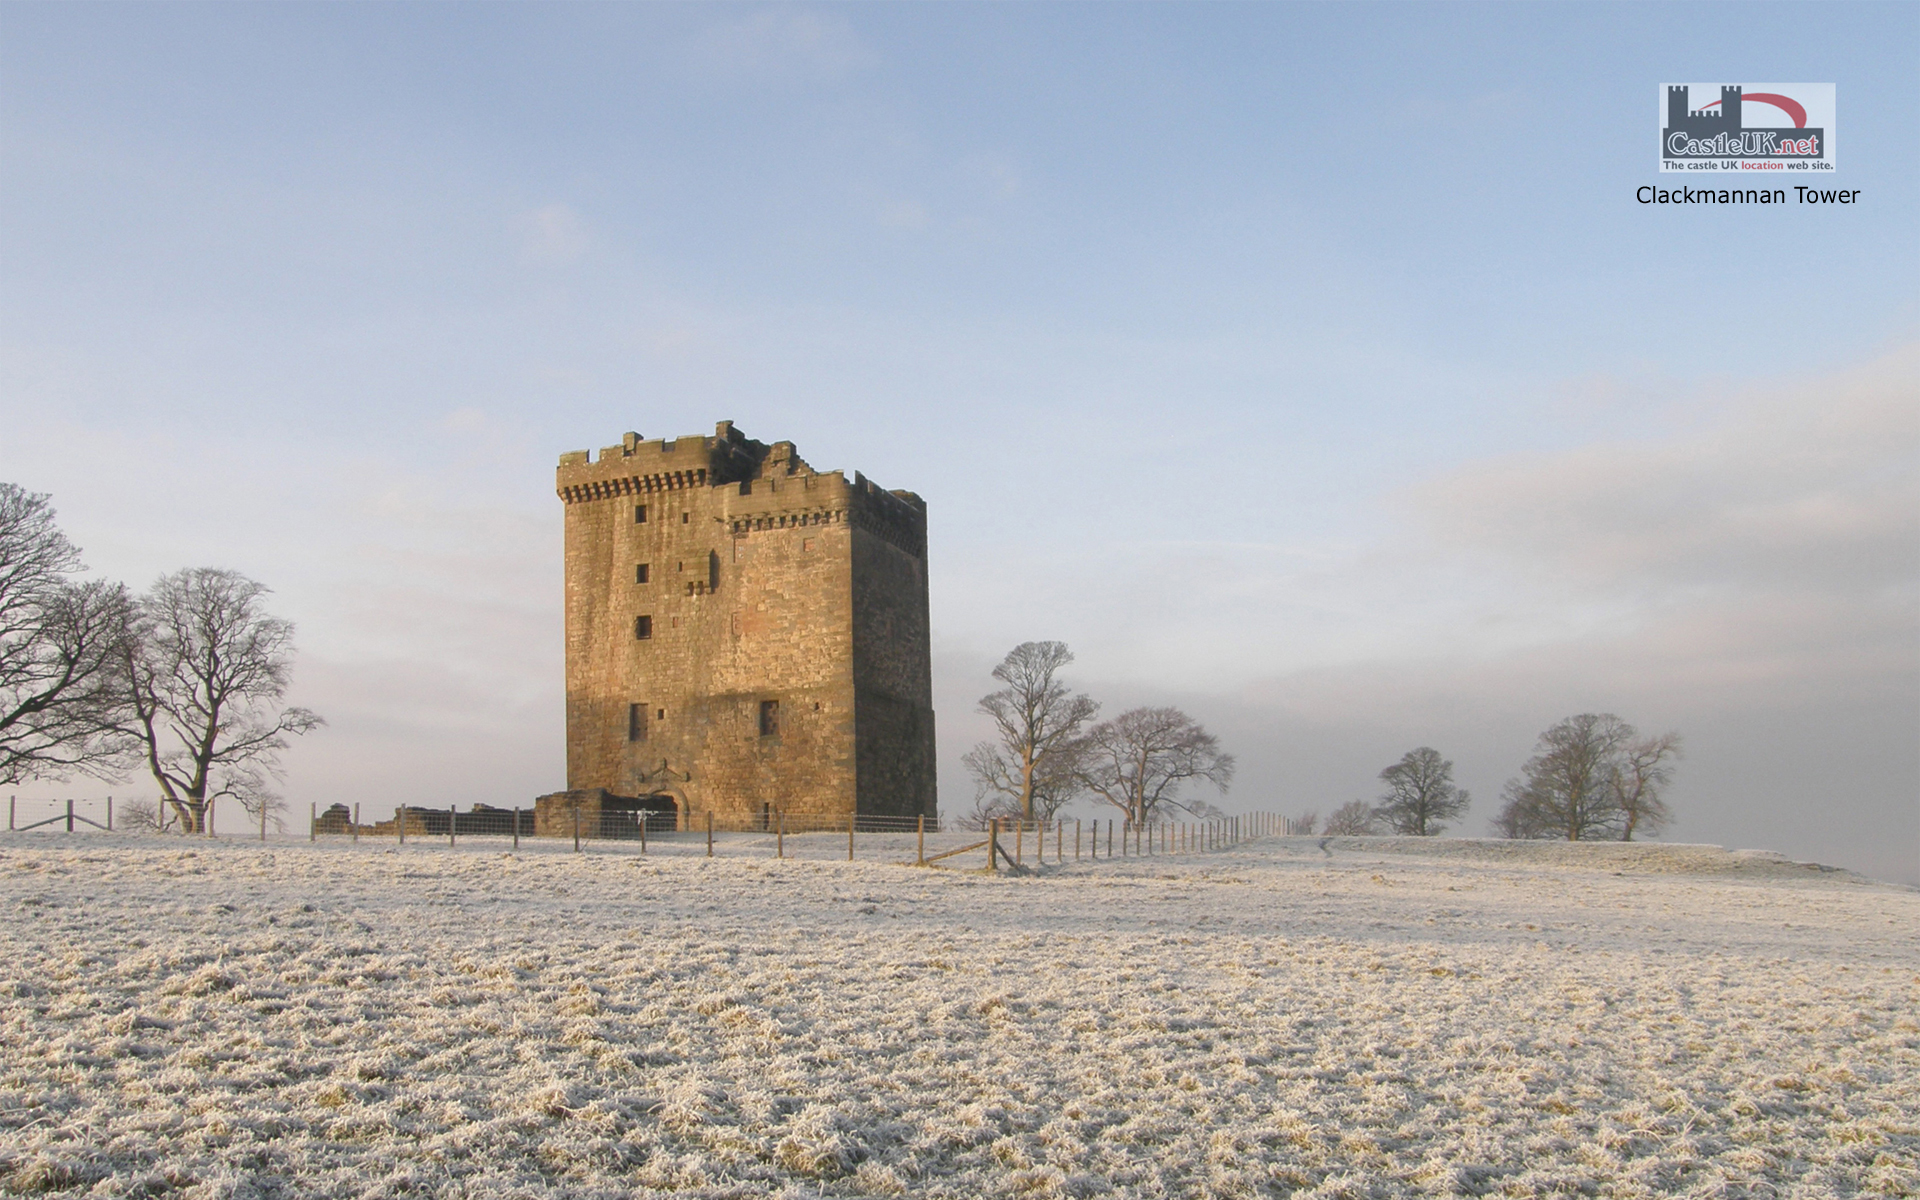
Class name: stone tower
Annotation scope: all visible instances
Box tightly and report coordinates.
[556,421,936,828]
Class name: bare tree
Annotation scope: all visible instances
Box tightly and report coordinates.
[1490,795,1533,839]
[1495,713,1637,841]
[1290,810,1320,835]
[114,569,323,833]
[964,641,1098,823]
[1610,732,1682,841]
[1373,746,1471,836]
[1323,798,1377,836]
[0,484,135,783]
[1077,706,1233,826]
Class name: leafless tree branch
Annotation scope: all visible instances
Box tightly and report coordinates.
[0,484,138,783]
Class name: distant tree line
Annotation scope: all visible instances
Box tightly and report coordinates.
[0,484,322,832]
[963,641,1233,828]
[1294,716,1681,842]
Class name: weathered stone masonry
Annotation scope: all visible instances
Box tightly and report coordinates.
[557,422,936,828]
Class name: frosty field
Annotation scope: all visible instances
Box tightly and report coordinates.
[2,832,1915,1198]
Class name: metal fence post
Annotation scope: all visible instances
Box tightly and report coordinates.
[399,804,407,845]
[511,806,519,850]
[917,814,925,866]
[353,803,361,843]
[66,798,74,833]
[449,807,457,848]
[310,801,316,842]
[847,813,854,862]
[107,796,113,832]
[707,811,713,857]
[987,818,999,872]
[777,810,785,859]
[572,801,580,853]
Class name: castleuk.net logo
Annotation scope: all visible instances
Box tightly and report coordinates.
[1660,84,1836,173]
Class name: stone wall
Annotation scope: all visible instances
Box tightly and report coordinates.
[557,422,935,827]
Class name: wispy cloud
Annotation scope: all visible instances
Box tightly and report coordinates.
[1410,343,1919,594]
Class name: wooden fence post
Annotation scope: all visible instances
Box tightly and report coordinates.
[987,818,999,872]
[1015,820,1023,866]
[511,806,518,850]
[1075,819,1082,860]
[1037,820,1044,863]
[309,801,316,842]
[399,804,407,845]
[107,796,113,832]
[640,812,647,855]
[777,810,785,859]
[8,796,13,831]
[572,801,580,853]
[848,813,855,861]
[707,811,714,857]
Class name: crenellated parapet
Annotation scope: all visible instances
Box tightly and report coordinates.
[555,421,926,559]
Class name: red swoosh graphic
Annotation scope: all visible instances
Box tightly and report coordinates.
[1698,93,1809,128]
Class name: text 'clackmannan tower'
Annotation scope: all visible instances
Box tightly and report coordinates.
[557,421,936,828]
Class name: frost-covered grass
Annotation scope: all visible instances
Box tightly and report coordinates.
[2,832,1915,1198]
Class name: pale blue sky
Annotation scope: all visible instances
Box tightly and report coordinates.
[3,3,1915,880]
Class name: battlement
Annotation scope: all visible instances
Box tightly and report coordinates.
[556,422,925,557]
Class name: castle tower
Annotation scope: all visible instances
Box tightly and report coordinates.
[1667,85,1689,129]
[555,422,936,828]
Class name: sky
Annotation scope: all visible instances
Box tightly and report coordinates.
[2,2,1915,883]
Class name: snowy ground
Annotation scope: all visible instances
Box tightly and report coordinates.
[2,830,1915,1198]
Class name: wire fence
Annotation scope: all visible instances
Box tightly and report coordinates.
[6,795,117,834]
[6,795,1296,871]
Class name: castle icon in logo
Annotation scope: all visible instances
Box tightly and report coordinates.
[1662,85,1827,167]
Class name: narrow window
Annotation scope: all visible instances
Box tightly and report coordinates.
[635,504,648,524]
[634,615,652,639]
[759,699,780,737]
[628,704,647,742]
[681,512,690,524]
[657,708,665,720]
[635,563,650,583]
